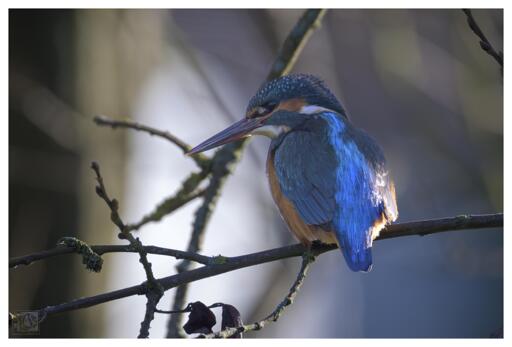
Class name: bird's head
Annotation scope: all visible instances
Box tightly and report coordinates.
[188,74,346,154]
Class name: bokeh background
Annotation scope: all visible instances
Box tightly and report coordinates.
[9,9,503,338]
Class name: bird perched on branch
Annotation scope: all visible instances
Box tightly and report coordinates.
[188,74,398,272]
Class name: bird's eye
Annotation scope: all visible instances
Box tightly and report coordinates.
[265,102,278,113]
[248,102,278,118]
[256,102,277,116]
[255,106,267,116]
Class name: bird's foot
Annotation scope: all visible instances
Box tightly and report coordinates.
[304,240,326,260]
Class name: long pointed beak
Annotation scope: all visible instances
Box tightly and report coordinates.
[187,117,262,155]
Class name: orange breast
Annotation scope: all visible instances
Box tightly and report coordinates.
[266,150,338,246]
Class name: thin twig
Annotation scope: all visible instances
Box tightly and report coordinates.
[266,9,327,81]
[91,161,163,338]
[377,213,503,240]
[93,115,211,169]
[462,9,503,70]
[165,8,329,337]
[10,244,213,269]
[125,172,208,232]
[126,189,204,232]
[27,213,501,321]
[202,252,315,338]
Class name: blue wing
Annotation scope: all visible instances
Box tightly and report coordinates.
[273,111,397,272]
[274,119,338,226]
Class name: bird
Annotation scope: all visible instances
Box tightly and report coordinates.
[188,74,398,272]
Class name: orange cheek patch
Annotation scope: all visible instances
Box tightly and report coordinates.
[277,98,306,112]
[246,98,306,119]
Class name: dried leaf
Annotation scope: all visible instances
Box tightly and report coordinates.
[220,304,243,338]
[182,302,216,335]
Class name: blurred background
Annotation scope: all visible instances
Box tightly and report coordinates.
[9,9,503,338]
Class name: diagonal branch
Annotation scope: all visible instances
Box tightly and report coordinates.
[266,9,327,81]
[27,213,502,322]
[167,145,245,337]
[462,9,503,69]
[93,115,211,169]
[125,171,208,232]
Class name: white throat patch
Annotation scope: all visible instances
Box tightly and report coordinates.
[251,125,291,139]
[299,105,335,115]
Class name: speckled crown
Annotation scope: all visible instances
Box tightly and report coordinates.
[246,74,346,116]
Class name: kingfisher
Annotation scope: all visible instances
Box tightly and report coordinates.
[188,74,398,272]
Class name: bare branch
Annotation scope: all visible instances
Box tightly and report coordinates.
[125,172,208,232]
[91,161,163,338]
[28,213,501,322]
[93,115,211,169]
[139,290,162,338]
[377,213,503,240]
[266,9,327,81]
[462,9,503,70]
[91,162,157,282]
[12,212,500,268]
[10,244,212,269]
[166,163,227,336]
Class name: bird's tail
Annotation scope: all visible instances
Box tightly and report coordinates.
[341,246,373,272]
[332,223,374,272]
